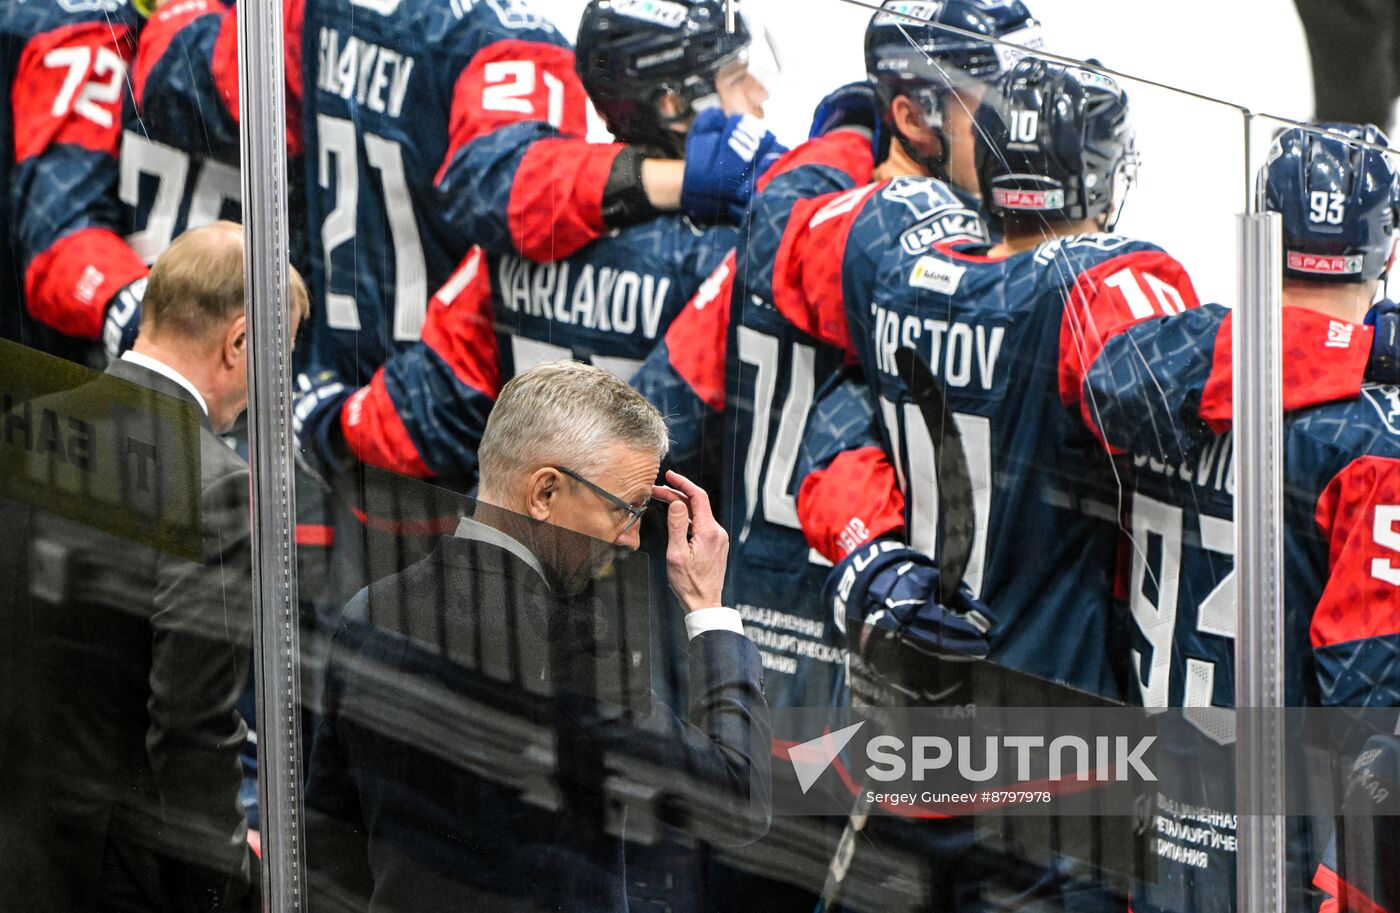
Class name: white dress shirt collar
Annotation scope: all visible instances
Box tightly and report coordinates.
[121,350,210,418]
[454,516,548,581]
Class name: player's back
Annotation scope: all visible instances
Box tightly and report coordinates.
[301,0,573,388]
[854,232,1194,697]
[1084,305,1400,912]
[725,171,986,707]
[1126,391,1400,913]
[0,0,140,362]
[490,215,737,382]
[118,0,307,271]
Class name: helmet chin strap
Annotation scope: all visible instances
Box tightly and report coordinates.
[893,128,949,182]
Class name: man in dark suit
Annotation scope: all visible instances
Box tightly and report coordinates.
[0,222,308,913]
[304,361,772,913]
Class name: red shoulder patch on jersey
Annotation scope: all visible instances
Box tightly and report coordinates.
[798,445,906,563]
[1312,455,1400,648]
[770,183,881,352]
[25,227,148,339]
[506,138,621,261]
[442,39,589,157]
[210,6,240,119]
[134,0,217,111]
[283,0,306,155]
[1061,249,1201,431]
[340,371,433,478]
[1200,308,1370,432]
[665,252,735,412]
[421,247,502,399]
[14,20,135,162]
[756,130,876,194]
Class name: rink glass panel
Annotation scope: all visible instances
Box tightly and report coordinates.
[250,1,1380,912]
[0,0,264,903]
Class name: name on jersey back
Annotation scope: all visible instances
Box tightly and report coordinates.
[317,28,416,118]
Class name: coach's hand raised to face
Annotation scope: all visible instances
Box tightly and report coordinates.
[654,470,729,613]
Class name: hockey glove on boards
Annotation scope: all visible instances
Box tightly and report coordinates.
[826,538,991,663]
[826,539,990,705]
[103,278,146,361]
[293,371,353,480]
[681,109,786,225]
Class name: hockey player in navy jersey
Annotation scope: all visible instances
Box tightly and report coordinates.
[119,0,308,274]
[0,0,149,365]
[294,0,770,485]
[1078,122,1400,913]
[787,55,1179,701]
[289,0,783,484]
[633,0,1039,715]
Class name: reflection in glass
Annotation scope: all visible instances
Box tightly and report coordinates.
[302,363,771,913]
[0,223,305,912]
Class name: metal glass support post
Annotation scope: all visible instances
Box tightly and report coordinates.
[1234,211,1286,913]
[238,0,305,909]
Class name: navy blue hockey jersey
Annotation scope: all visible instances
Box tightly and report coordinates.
[636,128,989,710]
[297,0,659,480]
[794,231,1201,699]
[1082,301,1399,913]
[118,0,306,270]
[0,0,147,361]
[336,214,737,480]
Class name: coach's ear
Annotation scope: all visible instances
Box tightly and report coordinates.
[221,314,247,369]
[525,466,562,522]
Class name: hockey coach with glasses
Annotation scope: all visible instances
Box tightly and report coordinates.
[304,360,771,913]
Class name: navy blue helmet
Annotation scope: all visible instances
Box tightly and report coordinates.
[865,1,1041,174]
[576,0,751,155]
[1260,123,1400,283]
[974,57,1136,231]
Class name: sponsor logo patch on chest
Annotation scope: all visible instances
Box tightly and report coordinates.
[908,256,966,295]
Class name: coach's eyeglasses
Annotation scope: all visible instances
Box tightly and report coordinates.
[556,466,651,536]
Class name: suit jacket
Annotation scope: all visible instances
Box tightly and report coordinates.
[0,358,254,913]
[304,522,772,913]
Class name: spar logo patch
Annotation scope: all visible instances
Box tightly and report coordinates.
[1287,251,1364,276]
[610,0,689,27]
[992,188,1064,210]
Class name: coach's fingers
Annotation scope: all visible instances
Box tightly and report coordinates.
[665,470,715,528]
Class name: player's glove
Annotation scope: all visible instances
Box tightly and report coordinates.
[826,538,991,662]
[103,278,146,361]
[293,371,353,480]
[682,109,786,225]
[809,81,880,140]
[826,539,990,705]
[1367,300,1400,384]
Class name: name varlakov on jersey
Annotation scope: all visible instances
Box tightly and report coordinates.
[496,255,675,340]
[316,27,416,118]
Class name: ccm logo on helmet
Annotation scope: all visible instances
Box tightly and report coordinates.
[992,188,1065,210]
[1286,251,1364,275]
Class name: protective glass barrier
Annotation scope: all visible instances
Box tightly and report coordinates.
[0,0,275,905]
[6,0,1353,910]
[275,0,1267,910]
[1240,115,1400,913]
